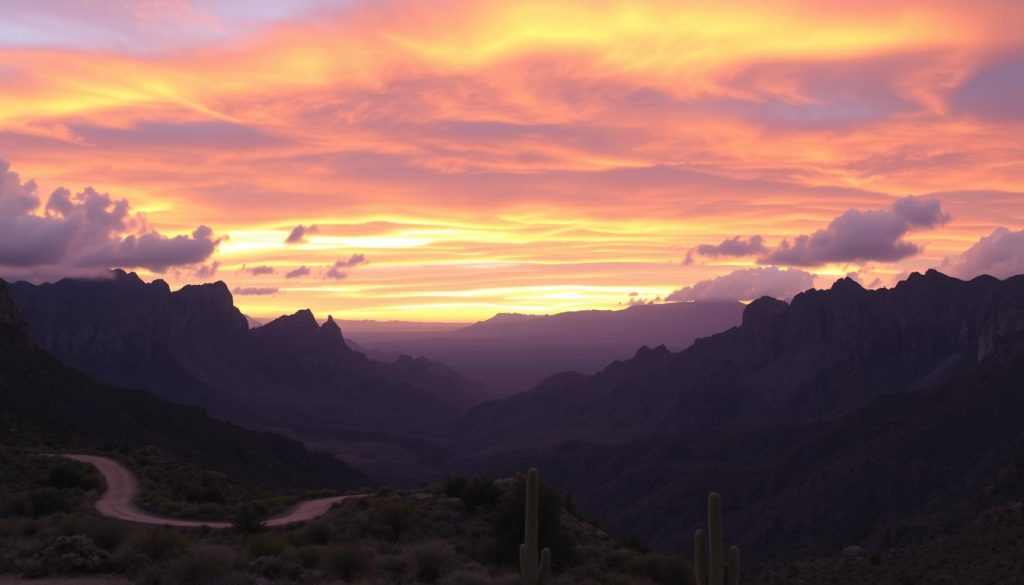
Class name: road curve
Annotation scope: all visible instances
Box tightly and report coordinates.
[63,454,359,529]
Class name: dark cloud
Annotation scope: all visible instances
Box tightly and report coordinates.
[0,160,222,277]
[247,265,276,276]
[233,287,279,296]
[685,235,767,265]
[950,56,1024,121]
[194,261,221,279]
[941,227,1024,280]
[325,253,368,279]
[667,267,814,302]
[759,196,949,267]
[285,265,310,279]
[285,224,318,244]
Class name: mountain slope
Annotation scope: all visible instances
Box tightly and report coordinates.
[446,271,1024,560]
[0,282,366,490]
[454,271,1024,447]
[4,270,493,483]
[349,301,745,393]
[451,348,1024,562]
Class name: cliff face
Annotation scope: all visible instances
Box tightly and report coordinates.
[446,272,1024,559]
[454,271,1024,445]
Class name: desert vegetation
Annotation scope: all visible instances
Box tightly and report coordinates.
[1,450,699,584]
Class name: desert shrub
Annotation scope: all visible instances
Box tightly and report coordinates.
[22,534,109,577]
[295,544,324,568]
[443,476,468,498]
[490,476,575,569]
[248,554,303,580]
[375,552,408,578]
[231,505,265,534]
[59,515,127,551]
[246,533,286,558]
[440,569,493,585]
[372,498,418,541]
[324,543,373,580]
[298,520,332,545]
[626,553,691,585]
[0,494,32,517]
[27,488,76,516]
[411,540,457,583]
[128,528,187,561]
[165,544,236,585]
[445,477,502,512]
[47,462,101,490]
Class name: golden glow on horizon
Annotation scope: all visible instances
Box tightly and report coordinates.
[1,0,1022,320]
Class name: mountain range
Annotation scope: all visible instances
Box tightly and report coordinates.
[446,270,1024,559]
[6,267,1024,568]
[3,270,494,483]
[348,301,745,393]
[0,280,365,490]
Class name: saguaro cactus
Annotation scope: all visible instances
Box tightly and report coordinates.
[520,468,551,585]
[694,492,739,585]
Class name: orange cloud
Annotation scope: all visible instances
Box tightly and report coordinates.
[0,0,1022,320]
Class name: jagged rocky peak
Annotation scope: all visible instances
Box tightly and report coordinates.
[830,276,866,294]
[109,268,171,293]
[633,344,671,360]
[321,314,342,336]
[257,309,320,338]
[741,296,789,330]
[318,315,353,351]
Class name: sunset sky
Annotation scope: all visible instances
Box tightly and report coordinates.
[1,0,1023,321]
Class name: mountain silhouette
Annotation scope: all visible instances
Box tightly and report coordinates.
[0,281,365,490]
[4,270,494,483]
[448,271,1024,558]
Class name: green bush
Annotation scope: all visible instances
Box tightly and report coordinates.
[324,543,373,581]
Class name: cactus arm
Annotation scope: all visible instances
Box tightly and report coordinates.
[695,529,708,585]
[520,468,551,585]
[708,493,724,585]
[727,545,739,585]
[692,492,740,585]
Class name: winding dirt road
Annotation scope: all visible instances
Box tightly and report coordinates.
[63,454,359,529]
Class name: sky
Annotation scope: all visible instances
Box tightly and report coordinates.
[1,0,1023,321]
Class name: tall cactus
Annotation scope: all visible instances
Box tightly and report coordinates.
[694,492,739,585]
[520,468,551,585]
